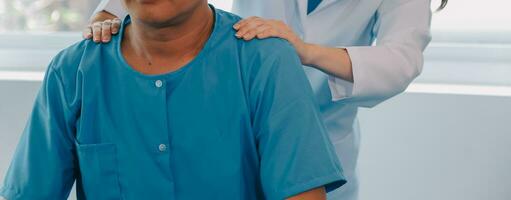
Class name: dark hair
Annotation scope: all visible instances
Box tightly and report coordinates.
[437,0,448,11]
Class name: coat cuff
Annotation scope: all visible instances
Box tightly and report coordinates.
[327,75,354,101]
[327,47,363,102]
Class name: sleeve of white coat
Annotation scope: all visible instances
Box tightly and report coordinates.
[93,0,128,19]
[328,0,432,107]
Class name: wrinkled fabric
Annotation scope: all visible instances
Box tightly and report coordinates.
[0,7,346,200]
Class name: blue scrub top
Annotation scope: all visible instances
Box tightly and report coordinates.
[0,7,345,200]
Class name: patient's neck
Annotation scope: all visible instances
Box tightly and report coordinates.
[122,3,214,74]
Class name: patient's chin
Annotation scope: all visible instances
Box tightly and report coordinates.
[131,12,182,27]
[140,17,183,28]
[127,2,203,28]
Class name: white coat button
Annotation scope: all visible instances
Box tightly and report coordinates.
[158,144,167,152]
[155,80,163,88]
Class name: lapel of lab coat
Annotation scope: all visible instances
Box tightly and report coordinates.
[295,0,341,41]
[296,0,341,17]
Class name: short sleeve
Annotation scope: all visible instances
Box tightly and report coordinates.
[249,41,346,200]
[0,62,78,199]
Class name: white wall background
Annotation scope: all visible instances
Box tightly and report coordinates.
[357,93,511,200]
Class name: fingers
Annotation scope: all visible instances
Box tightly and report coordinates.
[235,18,264,39]
[101,20,112,43]
[233,16,259,30]
[83,25,92,39]
[92,22,103,43]
[88,18,121,43]
[242,24,272,40]
[234,17,287,41]
[111,18,122,35]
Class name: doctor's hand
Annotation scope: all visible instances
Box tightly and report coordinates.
[83,11,121,43]
[233,17,312,64]
[233,16,354,82]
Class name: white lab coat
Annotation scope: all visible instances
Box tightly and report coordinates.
[96,0,432,199]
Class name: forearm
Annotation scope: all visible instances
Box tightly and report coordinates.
[302,44,354,83]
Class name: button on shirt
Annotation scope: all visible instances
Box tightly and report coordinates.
[158,144,167,152]
[155,79,163,88]
[0,7,346,200]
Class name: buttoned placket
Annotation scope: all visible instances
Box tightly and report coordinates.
[154,79,169,153]
[152,78,176,197]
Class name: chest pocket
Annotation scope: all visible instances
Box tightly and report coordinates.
[76,143,122,200]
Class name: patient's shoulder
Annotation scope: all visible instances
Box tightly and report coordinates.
[47,38,111,91]
[239,37,300,71]
[236,37,303,89]
[50,38,112,78]
[50,39,103,71]
[246,37,297,58]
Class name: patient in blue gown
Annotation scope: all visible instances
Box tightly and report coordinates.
[0,1,346,200]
